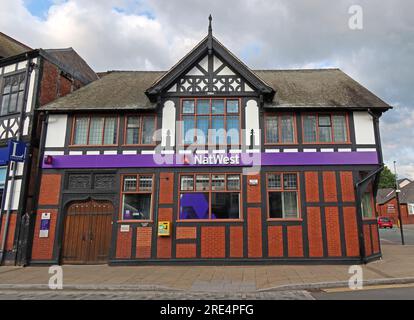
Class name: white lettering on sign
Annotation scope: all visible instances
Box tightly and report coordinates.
[193,154,240,165]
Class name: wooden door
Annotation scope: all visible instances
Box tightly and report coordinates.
[62,200,113,264]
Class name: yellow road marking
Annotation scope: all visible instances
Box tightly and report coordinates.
[322,283,414,293]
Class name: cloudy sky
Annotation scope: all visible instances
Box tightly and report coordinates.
[1,0,413,178]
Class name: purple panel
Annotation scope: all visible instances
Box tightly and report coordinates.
[42,152,379,169]
[179,193,209,220]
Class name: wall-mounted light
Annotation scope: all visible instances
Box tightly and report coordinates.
[44,155,53,165]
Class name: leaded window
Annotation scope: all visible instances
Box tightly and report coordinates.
[1,73,26,115]
[267,173,300,219]
[179,173,241,220]
[181,98,240,146]
[72,115,118,145]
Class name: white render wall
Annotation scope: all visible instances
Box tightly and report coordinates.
[353,111,376,145]
[161,100,176,147]
[245,99,260,147]
[45,114,68,148]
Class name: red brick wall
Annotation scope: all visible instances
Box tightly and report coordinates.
[176,227,197,240]
[340,172,355,202]
[157,208,172,258]
[371,224,380,254]
[0,213,17,252]
[39,61,78,106]
[115,226,132,259]
[325,207,342,257]
[201,226,225,258]
[246,175,261,203]
[159,173,174,204]
[287,226,303,257]
[136,227,152,259]
[38,174,61,206]
[307,207,323,257]
[59,75,72,97]
[343,207,360,256]
[323,172,338,202]
[31,210,57,260]
[247,208,262,258]
[39,60,59,106]
[305,172,319,202]
[267,225,283,257]
[176,243,197,258]
[229,226,243,258]
[364,224,372,256]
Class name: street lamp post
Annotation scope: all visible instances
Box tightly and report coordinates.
[393,161,405,245]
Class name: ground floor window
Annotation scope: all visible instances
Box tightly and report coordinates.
[361,191,374,218]
[408,203,414,215]
[121,174,153,220]
[179,173,241,220]
[267,172,300,219]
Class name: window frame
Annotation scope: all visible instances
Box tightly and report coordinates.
[361,185,376,220]
[179,97,242,147]
[70,114,120,147]
[177,172,243,222]
[264,112,298,145]
[266,172,302,221]
[301,112,351,144]
[123,114,157,146]
[408,203,414,216]
[119,173,155,222]
[0,72,26,116]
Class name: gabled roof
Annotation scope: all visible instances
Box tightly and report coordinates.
[145,35,275,102]
[257,69,391,109]
[377,181,414,205]
[0,32,32,59]
[41,68,391,111]
[41,71,163,111]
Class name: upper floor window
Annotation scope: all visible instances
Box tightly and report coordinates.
[72,115,118,146]
[1,73,26,116]
[181,98,240,146]
[125,115,156,145]
[303,114,349,143]
[265,114,296,144]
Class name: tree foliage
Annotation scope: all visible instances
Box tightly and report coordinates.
[379,166,396,189]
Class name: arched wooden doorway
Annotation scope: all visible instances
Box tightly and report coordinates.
[62,200,113,264]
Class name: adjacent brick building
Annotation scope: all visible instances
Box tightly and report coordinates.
[376,181,414,225]
[0,32,98,265]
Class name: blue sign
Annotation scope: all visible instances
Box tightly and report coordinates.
[8,140,27,162]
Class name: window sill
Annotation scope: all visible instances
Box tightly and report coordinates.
[69,144,118,148]
[362,217,377,222]
[117,220,153,224]
[176,219,244,223]
[302,142,352,145]
[122,144,157,147]
[267,218,303,222]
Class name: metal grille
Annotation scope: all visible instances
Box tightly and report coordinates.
[268,174,281,189]
[123,176,137,192]
[139,175,153,191]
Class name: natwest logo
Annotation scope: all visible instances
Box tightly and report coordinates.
[193,154,240,165]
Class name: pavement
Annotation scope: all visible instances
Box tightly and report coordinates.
[0,243,413,296]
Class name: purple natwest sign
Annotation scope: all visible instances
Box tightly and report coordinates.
[42,151,378,169]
